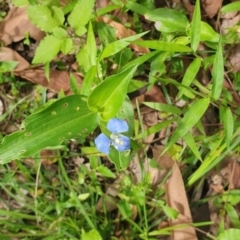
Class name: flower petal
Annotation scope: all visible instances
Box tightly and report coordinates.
[94,133,111,154]
[111,134,130,152]
[107,118,128,134]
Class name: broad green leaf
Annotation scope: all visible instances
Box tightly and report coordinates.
[133,41,192,52]
[99,32,148,61]
[27,5,61,32]
[221,2,240,13]
[0,95,98,164]
[218,229,240,240]
[163,98,210,154]
[81,229,102,240]
[32,35,62,64]
[97,165,116,178]
[143,102,181,114]
[200,22,219,42]
[177,57,201,99]
[81,65,97,96]
[88,66,137,120]
[145,8,189,33]
[108,148,131,171]
[223,107,234,147]
[222,190,240,205]
[68,0,95,36]
[211,38,224,100]
[191,0,201,51]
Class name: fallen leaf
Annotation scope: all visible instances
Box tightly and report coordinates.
[98,16,149,53]
[0,7,45,45]
[0,47,30,71]
[228,161,240,189]
[15,69,82,94]
[201,0,223,18]
[166,162,197,240]
[228,43,240,72]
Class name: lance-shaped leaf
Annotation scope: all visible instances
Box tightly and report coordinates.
[162,98,210,155]
[88,66,137,120]
[0,95,98,164]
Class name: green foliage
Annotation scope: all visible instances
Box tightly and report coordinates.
[88,66,137,120]
[27,5,63,32]
[68,0,95,36]
[0,95,98,164]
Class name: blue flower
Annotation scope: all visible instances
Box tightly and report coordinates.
[95,118,130,154]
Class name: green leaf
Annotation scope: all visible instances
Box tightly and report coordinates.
[191,0,201,51]
[81,229,102,240]
[52,27,68,38]
[200,22,219,42]
[27,5,61,32]
[125,1,149,15]
[177,57,202,99]
[0,61,18,73]
[218,229,240,240]
[143,102,181,114]
[81,65,97,96]
[145,8,189,33]
[0,95,98,164]
[224,203,240,228]
[70,73,81,95]
[223,107,234,147]
[51,6,64,26]
[211,38,224,100]
[88,66,137,120]
[32,35,62,64]
[162,205,178,220]
[108,148,131,171]
[135,119,173,140]
[184,132,202,161]
[97,165,116,178]
[221,2,240,13]
[127,80,148,93]
[68,0,95,36]
[163,98,210,154]
[99,32,148,61]
[133,41,192,52]
[60,38,73,54]
[86,22,97,67]
[12,0,29,6]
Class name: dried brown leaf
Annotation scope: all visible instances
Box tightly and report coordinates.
[201,0,223,18]
[228,161,240,189]
[166,162,197,240]
[15,69,82,94]
[0,47,30,71]
[0,7,45,45]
